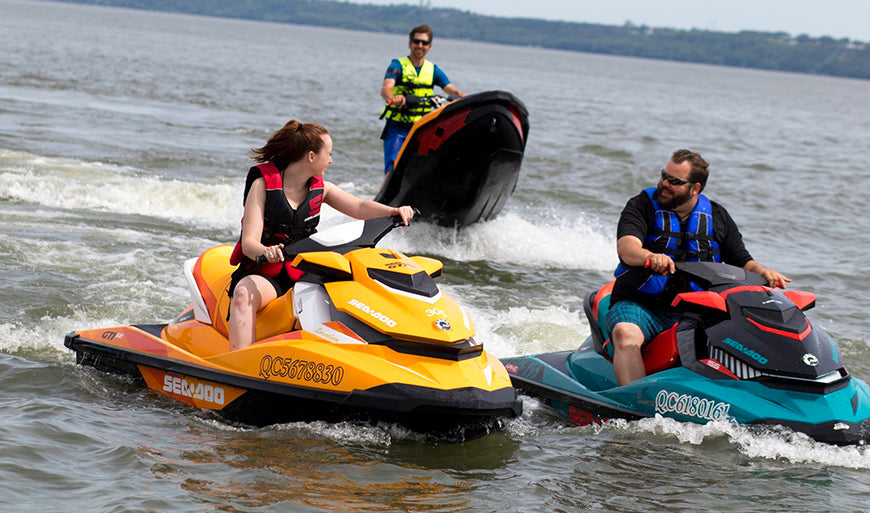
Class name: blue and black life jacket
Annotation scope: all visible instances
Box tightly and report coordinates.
[613,187,720,301]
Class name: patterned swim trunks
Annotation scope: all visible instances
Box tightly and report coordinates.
[604,300,680,345]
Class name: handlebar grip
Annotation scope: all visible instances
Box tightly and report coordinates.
[390,207,421,227]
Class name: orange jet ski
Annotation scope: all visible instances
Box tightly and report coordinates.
[65,216,521,439]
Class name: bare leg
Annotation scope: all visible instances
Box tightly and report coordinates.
[611,322,647,386]
[228,275,278,351]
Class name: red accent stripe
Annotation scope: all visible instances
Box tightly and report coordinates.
[721,285,769,298]
[309,193,323,215]
[782,290,816,310]
[509,106,524,143]
[671,290,727,311]
[700,358,739,379]
[285,264,305,282]
[747,317,812,340]
[643,322,680,374]
[323,321,367,343]
[416,107,471,154]
[307,176,324,214]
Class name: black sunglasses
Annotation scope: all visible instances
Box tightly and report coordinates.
[411,38,431,46]
[660,169,694,186]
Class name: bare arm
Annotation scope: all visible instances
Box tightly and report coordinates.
[240,178,284,262]
[616,235,675,275]
[442,83,465,97]
[618,234,789,287]
[323,181,414,225]
[381,77,405,107]
[743,259,791,288]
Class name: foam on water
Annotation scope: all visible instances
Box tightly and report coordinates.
[598,415,870,469]
[268,420,395,446]
[0,311,118,360]
[460,302,588,358]
[0,149,239,229]
[1,155,615,274]
[385,210,617,271]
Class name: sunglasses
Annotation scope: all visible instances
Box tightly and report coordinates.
[411,38,431,46]
[660,169,694,186]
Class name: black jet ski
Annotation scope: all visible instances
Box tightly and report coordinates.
[374,90,529,228]
[502,262,870,445]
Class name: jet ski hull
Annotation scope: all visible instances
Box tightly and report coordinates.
[66,324,520,436]
[374,90,529,227]
[502,262,870,445]
[503,345,870,445]
[64,217,521,440]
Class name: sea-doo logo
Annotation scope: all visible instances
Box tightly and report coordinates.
[348,299,397,328]
[655,390,731,421]
[163,374,225,406]
[803,353,820,367]
[434,319,451,331]
[722,337,768,365]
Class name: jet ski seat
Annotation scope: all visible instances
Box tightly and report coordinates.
[182,245,296,342]
[583,282,680,375]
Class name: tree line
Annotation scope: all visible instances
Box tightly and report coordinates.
[52,0,870,80]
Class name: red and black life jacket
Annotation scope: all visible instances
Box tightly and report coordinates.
[229,162,324,280]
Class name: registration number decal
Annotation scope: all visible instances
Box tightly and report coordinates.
[259,355,344,386]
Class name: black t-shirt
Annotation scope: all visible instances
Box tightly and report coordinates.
[616,191,753,267]
[611,191,754,307]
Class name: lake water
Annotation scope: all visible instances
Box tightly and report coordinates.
[2,1,870,511]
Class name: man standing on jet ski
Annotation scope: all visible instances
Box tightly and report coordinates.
[607,149,790,386]
[379,24,465,175]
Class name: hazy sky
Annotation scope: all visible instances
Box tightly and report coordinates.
[349,0,870,42]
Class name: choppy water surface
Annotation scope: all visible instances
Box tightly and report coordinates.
[2,1,870,511]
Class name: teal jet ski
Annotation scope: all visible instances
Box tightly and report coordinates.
[502,262,870,445]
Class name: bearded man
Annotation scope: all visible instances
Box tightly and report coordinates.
[606,149,790,385]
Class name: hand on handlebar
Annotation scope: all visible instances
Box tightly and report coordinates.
[644,253,675,275]
[391,206,416,226]
[256,243,285,265]
[758,267,791,289]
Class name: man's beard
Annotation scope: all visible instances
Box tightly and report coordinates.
[653,185,692,210]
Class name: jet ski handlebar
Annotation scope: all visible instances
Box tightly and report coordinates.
[643,258,768,290]
[254,210,419,265]
[404,94,451,110]
[384,94,454,110]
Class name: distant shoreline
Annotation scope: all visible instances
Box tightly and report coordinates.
[45,0,870,80]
